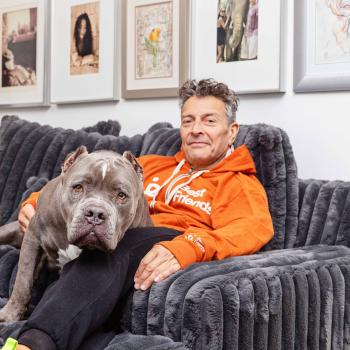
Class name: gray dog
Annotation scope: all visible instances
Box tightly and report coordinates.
[0,146,152,322]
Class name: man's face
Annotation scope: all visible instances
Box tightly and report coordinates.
[180,96,239,169]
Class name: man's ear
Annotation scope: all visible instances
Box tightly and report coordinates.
[123,151,144,183]
[229,123,240,146]
[62,145,88,174]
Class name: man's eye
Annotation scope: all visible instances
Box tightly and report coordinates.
[181,119,192,125]
[73,184,83,192]
[206,118,216,124]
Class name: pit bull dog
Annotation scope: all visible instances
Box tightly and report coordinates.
[0,146,153,322]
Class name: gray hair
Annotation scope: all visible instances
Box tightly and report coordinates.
[178,78,239,123]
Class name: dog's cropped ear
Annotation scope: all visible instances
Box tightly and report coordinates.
[123,151,144,182]
[62,145,88,174]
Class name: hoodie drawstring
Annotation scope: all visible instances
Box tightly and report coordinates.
[149,159,209,209]
[165,170,207,204]
[150,159,185,209]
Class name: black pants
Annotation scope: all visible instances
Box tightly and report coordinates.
[18,226,181,350]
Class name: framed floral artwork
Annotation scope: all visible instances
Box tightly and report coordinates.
[122,0,189,99]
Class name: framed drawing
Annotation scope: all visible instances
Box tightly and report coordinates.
[0,0,49,107]
[191,0,286,94]
[51,0,119,104]
[294,0,350,92]
[122,0,189,99]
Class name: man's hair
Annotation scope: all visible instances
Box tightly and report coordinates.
[179,79,239,123]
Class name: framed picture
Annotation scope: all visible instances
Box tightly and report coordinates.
[0,0,49,107]
[294,0,350,92]
[51,0,119,104]
[191,0,286,94]
[122,0,189,99]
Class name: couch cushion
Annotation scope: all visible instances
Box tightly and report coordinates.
[122,244,350,349]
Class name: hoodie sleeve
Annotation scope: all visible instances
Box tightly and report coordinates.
[21,191,41,210]
[157,175,274,269]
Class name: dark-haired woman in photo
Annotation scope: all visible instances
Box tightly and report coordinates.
[71,12,97,68]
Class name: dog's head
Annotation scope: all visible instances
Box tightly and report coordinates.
[60,146,145,252]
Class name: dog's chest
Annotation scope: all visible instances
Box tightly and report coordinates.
[57,245,82,269]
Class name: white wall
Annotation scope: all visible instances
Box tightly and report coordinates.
[0,0,349,181]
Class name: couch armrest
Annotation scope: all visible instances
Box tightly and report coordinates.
[296,179,350,248]
[124,244,350,349]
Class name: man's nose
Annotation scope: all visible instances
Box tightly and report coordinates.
[190,121,204,134]
[85,207,106,225]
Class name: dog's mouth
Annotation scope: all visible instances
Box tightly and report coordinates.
[72,229,110,252]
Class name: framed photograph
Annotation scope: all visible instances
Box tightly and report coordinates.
[122,0,189,99]
[0,0,49,107]
[294,0,350,92]
[51,0,119,104]
[191,0,286,94]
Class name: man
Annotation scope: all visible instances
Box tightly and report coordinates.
[10,79,273,350]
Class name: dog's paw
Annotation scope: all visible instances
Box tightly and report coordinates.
[0,304,22,323]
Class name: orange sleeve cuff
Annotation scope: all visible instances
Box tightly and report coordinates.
[21,191,41,210]
[157,239,199,269]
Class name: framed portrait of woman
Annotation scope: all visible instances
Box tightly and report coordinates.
[51,0,119,103]
[0,0,49,106]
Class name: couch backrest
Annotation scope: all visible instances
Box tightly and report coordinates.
[0,116,121,225]
[0,116,299,251]
[296,179,350,248]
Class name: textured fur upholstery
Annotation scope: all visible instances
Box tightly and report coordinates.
[0,115,349,349]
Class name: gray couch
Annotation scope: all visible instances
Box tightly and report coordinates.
[0,115,349,349]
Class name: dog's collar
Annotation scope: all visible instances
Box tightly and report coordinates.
[1,338,18,350]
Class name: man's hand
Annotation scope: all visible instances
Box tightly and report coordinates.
[18,204,36,233]
[134,245,181,291]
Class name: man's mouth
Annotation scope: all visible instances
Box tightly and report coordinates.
[188,141,209,147]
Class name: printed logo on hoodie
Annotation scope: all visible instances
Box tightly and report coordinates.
[144,177,212,215]
[171,185,212,215]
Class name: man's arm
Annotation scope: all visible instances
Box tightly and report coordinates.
[158,180,274,269]
[134,177,273,289]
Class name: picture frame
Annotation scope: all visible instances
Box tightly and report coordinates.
[51,0,119,104]
[122,0,189,99]
[294,0,350,92]
[191,0,286,94]
[0,0,49,107]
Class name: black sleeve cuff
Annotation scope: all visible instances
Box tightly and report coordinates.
[18,328,56,350]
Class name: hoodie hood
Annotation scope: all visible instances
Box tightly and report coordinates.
[174,144,256,175]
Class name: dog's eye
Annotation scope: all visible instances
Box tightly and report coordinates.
[73,184,83,193]
[117,192,127,200]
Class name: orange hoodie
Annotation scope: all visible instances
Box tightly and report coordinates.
[22,145,273,269]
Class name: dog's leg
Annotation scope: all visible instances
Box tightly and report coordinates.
[0,221,23,248]
[0,229,40,322]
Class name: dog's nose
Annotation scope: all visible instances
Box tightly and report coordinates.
[85,208,105,225]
